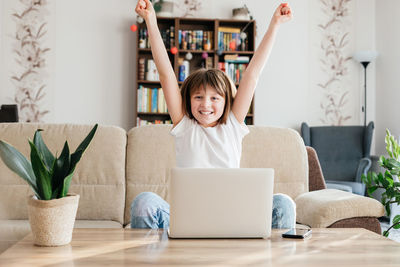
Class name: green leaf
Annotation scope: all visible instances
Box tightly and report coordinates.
[51,184,62,199]
[393,215,400,225]
[61,172,75,198]
[379,156,385,166]
[393,223,400,230]
[383,230,389,237]
[386,158,400,170]
[51,141,70,195]
[0,140,39,196]
[70,124,98,172]
[371,172,379,185]
[367,186,378,196]
[29,141,52,200]
[33,130,55,171]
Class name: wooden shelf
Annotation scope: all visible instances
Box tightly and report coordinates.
[137,80,161,84]
[138,112,170,116]
[220,51,254,55]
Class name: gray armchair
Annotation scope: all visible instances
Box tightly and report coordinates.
[301,122,374,195]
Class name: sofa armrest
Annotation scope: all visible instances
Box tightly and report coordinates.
[356,157,372,183]
[295,189,385,228]
[306,146,327,191]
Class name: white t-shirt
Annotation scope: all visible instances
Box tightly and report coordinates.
[170,112,249,168]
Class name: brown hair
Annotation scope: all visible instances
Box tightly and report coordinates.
[180,68,236,124]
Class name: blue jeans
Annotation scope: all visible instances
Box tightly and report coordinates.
[130,192,296,229]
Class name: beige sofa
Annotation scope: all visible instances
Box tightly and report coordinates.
[0,123,384,253]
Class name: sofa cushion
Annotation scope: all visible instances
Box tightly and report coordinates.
[0,124,126,225]
[125,125,309,225]
[125,125,176,225]
[241,126,308,200]
[295,189,385,228]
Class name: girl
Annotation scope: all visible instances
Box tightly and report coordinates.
[131,0,295,229]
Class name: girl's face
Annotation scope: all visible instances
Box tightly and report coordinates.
[190,85,226,128]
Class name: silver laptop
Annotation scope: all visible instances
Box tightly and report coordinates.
[168,168,274,239]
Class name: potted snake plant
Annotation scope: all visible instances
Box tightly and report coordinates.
[0,124,97,246]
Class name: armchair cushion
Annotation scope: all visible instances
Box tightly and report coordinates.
[295,189,384,228]
[326,180,365,195]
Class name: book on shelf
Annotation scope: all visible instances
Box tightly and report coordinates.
[137,85,167,113]
[218,27,248,51]
[218,62,248,83]
[179,30,213,51]
[223,54,250,63]
[205,56,213,69]
[139,26,174,49]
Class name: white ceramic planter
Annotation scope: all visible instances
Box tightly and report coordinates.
[27,194,79,246]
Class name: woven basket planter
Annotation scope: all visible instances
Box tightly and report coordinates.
[27,194,80,246]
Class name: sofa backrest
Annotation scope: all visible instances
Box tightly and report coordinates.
[0,123,126,225]
[124,125,308,225]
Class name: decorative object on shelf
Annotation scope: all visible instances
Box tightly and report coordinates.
[232,5,252,20]
[130,24,138,32]
[352,50,379,127]
[138,58,145,80]
[0,124,98,246]
[136,15,144,24]
[146,59,159,81]
[180,0,202,17]
[362,129,400,237]
[185,52,193,61]
[171,46,178,54]
[201,52,208,59]
[229,41,236,50]
[240,32,247,41]
[157,0,175,17]
[151,0,163,13]
[178,58,190,82]
[216,49,223,56]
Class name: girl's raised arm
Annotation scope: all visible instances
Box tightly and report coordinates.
[232,3,292,123]
[136,0,183,125]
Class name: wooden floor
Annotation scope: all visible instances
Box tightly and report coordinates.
[0,228,399,266]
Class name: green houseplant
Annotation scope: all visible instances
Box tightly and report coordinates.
[0,124,98,246]
[362,129,400,237]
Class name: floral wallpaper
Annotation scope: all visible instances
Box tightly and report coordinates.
[318,0,352,125]
[11,0,50,122]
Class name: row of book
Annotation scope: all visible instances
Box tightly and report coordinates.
[137,85,168,113]
[139,26,249,52]
[138,26,175,49]
[218,54,249,83]
[218,27,248,51]
[218,62,248,83]
[178,30,213,51]
[136,118,172,126]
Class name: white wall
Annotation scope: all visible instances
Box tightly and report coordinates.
[53,0,136,129]
[0,0,379,140]
[375,0,400,155]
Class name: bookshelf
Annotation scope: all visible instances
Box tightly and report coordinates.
[135,17,256,126]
